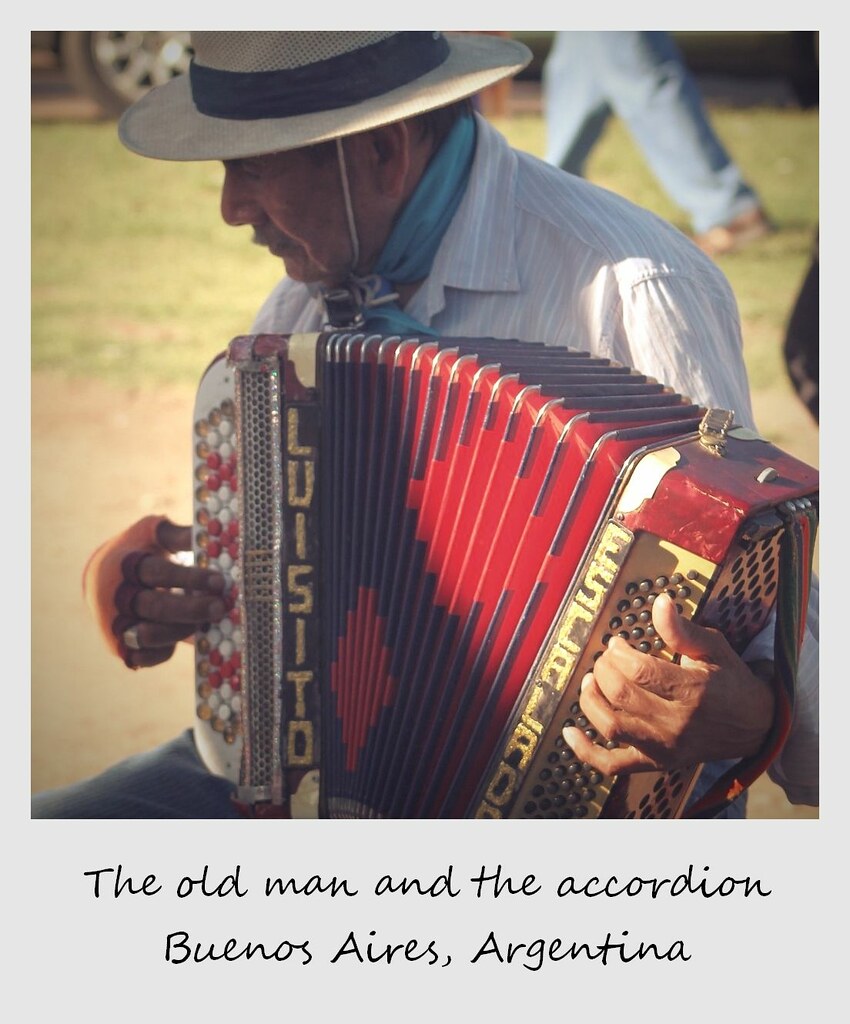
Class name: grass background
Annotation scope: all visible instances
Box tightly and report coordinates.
[31,99,819,817]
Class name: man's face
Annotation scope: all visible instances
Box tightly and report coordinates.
[221,147,354,286]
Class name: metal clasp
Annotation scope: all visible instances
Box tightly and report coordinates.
[698,408,735,456]
[322,287,366,329]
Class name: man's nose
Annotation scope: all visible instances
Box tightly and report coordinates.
[220,167,260,227]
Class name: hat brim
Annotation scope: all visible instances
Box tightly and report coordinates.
[118,33,531,162]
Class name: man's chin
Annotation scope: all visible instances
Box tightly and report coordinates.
[279,260,343,290]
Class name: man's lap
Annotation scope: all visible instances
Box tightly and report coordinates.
[31,730,241,819]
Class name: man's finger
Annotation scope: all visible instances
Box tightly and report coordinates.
[129,621,196,649]
[651,592,723,662]
[578,670,664,745]
[561,726,659,774]
[155,519,193,554]
[134,588,226,625]
[135,553,226,594]
[125,645,179,670]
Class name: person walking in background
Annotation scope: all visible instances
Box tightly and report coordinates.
[543,31,773,257]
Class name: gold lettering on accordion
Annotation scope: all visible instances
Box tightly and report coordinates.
[287,461,315,507]
[295,618,306,666]
[287,406,313,456]
[287,720,314,764]
[294,512,307,559]
[282,404,320,780]
[286,670,313,719]
[288,565,314,614]
[476,521,633,819]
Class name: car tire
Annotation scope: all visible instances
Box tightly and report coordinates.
[60,31,192,117]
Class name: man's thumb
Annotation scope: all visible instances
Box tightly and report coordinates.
[651,591,719,662]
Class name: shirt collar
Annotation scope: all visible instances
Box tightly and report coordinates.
[407,114,521,325]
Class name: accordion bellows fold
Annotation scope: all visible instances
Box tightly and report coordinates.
[190,332,819,820]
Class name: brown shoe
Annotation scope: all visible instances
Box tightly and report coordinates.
[694,208,774,257]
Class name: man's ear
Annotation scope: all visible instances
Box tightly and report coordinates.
[361,121,412,198]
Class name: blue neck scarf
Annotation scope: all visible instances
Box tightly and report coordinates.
[322,111,476,336]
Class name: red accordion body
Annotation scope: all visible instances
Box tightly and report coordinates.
[191,332,818,819]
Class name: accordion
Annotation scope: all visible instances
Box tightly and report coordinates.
[191,332,818,819]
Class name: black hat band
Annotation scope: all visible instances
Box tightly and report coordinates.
[190,31,451,121]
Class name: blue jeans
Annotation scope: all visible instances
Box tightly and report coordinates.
[31,730,241,819]
[543,31,760,233]
[31,729,745,819]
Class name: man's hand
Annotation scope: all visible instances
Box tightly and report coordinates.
[562,592,775,774]
[119,521,227,669]
[83,515,227,670]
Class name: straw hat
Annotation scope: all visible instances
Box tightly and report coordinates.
[118,31,531,162]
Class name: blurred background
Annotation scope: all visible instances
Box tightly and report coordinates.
[30,31,820,117]
[31,31,819,818]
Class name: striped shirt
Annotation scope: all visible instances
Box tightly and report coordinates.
[252,114,818,808]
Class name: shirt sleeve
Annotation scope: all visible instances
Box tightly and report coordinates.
[600,267,758,428]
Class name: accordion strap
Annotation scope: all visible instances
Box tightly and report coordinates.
[686,503,818,818]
